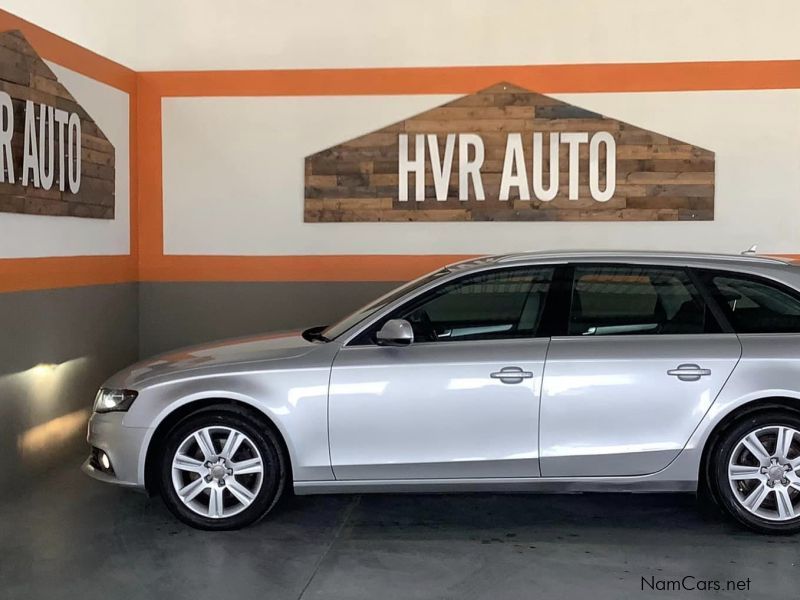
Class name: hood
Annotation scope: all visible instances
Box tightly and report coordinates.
[105,331,318,389]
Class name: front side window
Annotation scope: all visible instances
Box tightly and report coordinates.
[706,273,800,333]
[568,264,713,336]
[322,269,450,340]
[355,266,554,344]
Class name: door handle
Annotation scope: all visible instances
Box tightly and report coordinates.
[667,364,712,382]
[490,366,534,384]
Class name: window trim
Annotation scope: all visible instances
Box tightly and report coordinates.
[562,262,726,338]
[342,264,561,347]
[695,268,800,335]
[687,268,734,334]
[537,263,573,337]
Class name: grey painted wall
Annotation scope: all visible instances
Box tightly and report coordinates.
[138,281,398,357]
[0,284,138,493]
[2,279,397,495]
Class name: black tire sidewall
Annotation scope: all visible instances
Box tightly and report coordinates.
[712,410,800,534]
[159,410,286,530]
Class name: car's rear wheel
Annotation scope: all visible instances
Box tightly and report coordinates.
[159,409,286,530]
[712,411,800,534]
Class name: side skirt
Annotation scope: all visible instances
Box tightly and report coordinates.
[293,477,697,496]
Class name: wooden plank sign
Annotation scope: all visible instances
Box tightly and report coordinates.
[0,30,115,219]
[304,83,714,222]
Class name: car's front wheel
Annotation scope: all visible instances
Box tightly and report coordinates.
[712,410,800,534]
[159,408,286,530]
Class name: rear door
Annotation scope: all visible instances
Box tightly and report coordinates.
[540,263,741,477]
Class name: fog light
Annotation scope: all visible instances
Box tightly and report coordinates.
[90,447,115,475]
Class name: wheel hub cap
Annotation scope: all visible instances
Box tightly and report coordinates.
[210,463,227,481]
[767,464,785,482]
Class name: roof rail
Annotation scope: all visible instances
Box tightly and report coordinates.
[493,250,791,266]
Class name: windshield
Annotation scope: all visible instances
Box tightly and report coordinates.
[321,268,450,339]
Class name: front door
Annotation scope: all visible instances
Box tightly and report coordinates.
[539,263,741,477]
[329,265,555,480]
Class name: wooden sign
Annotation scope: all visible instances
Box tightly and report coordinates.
[304,83,714,222]
[0,30,115,219]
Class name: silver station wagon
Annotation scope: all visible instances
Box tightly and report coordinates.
[84,251,800,533]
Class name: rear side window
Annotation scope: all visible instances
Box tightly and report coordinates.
[706,273,800,333]
[568,264,714,336]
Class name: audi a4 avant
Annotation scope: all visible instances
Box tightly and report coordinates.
[84,251,800,533]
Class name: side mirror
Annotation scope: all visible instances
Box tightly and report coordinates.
[376,319,414,346]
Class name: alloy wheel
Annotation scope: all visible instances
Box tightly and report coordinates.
[728,425,800,521]
[170,425,264,519]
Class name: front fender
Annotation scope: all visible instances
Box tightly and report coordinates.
[127,367,335,485]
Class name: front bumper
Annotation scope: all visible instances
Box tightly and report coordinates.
[83,410,151,489]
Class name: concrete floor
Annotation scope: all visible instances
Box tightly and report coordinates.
[4,459,800,600]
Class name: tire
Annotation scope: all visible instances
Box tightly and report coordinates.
[158,408,287,530]
[711,410,800,534]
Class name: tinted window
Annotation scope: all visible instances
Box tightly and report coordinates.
[322,269,449,339]
[707,273,800,333]
[357,267,554,344]
[568,265,712,336]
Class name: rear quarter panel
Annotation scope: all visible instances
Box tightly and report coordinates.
[679,334,800,467]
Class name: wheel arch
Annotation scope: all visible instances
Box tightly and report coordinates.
[699,396,800,501]
[142,396,293,495]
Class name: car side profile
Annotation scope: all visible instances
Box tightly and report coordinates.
[83,251,800,533]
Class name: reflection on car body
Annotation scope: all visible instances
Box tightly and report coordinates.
[84,251,800,533]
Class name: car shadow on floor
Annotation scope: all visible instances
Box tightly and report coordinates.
[275,490,733,538]
[5,465,800,600]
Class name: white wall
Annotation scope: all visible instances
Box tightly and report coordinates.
[0,62,130,258]
[161,90,800,256]
[4,0,800,71]
[5,1,798,258]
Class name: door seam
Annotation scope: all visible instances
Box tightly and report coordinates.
[537,337,552,478]
[326,345,342,481]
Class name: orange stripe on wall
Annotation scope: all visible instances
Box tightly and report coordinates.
[141,60,800,97]
[0,256,137,293]
[128,86,139,262]
[140,255,477,283]
[137,76,162,269]
[139,254,800,283]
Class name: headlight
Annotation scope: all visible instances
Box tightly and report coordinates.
[93,388,138,413]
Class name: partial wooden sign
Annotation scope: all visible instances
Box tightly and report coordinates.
[304,83,714,222]
[0,30,115,219]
